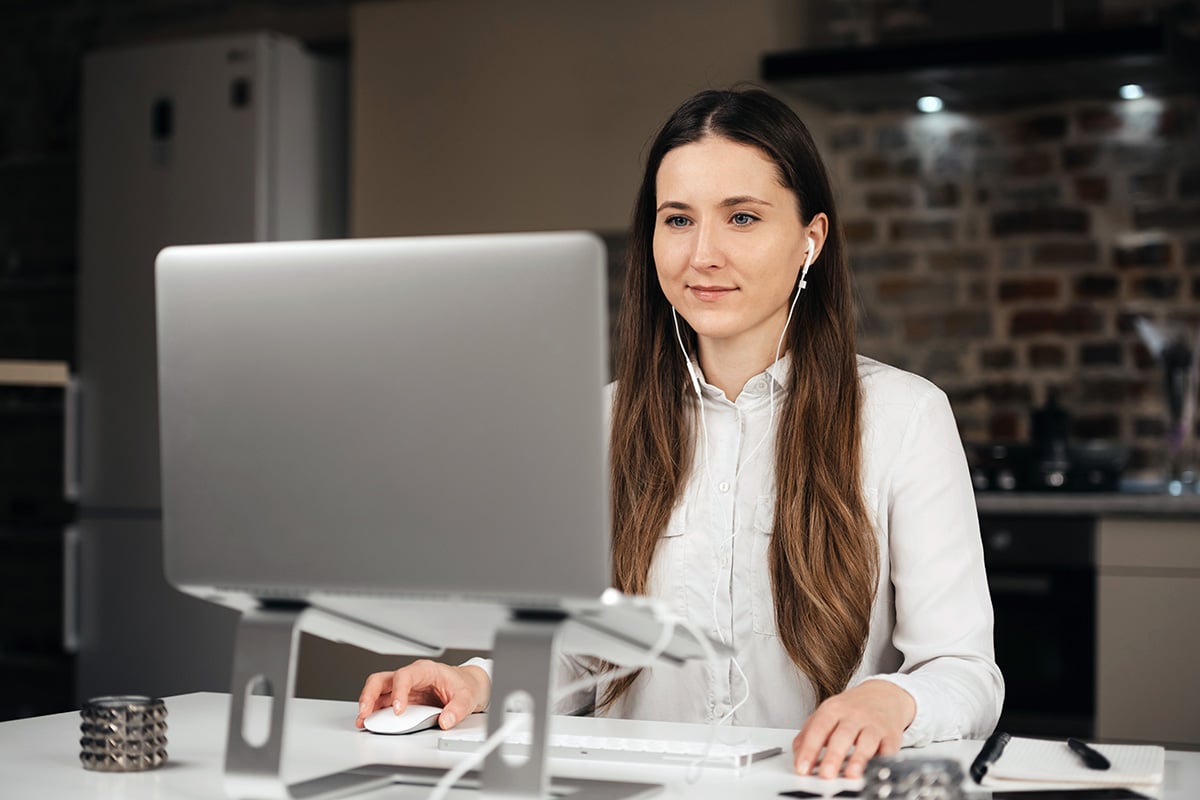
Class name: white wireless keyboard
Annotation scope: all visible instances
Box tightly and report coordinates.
[438,728,783,770]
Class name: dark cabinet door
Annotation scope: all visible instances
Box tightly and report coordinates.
[981,513,1096,737]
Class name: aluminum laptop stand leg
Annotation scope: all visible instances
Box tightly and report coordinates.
[480,614,660,799]
[221,605,663,800]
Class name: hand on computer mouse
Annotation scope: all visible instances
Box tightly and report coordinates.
[362,703,444,735]
[355,659,491,731]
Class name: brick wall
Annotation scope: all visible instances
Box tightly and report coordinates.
[828,97,1200,476]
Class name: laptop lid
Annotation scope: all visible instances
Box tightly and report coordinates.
[155,232,611,610]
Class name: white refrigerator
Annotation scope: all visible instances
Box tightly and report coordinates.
[69,32,345,702]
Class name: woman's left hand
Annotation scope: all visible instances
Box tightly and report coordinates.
[791,679,916,779]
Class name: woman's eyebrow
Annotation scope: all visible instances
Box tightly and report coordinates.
[655,196,774,213]
[721,195,773,207]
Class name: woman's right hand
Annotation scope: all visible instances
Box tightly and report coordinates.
[355,659,491,730]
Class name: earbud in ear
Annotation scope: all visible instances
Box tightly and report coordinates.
[799,237,816,290]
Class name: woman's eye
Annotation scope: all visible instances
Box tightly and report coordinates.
[731,212,758,226]
[663,215,690,228]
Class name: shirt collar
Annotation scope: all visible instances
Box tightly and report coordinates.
[763,352,792,391]
[680,353,792,401]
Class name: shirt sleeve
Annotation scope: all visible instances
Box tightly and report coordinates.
[458,654,596,716]
[554,654,598,716]
[458,656,493,711]
[862,386,1004,748]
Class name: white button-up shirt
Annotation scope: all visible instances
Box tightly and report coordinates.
[556,354,1003,747]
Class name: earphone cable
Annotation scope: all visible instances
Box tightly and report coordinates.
[673,246,812,734]
[426,614,679,800]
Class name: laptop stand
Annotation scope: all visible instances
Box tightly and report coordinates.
[221,603,664,800]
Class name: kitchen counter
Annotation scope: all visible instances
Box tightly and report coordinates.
[977,506,1200,745]
[975,490,1200,517]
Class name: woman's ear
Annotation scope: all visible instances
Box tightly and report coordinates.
[805,213,830,266]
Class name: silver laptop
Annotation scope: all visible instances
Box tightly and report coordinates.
[155,232,611,618]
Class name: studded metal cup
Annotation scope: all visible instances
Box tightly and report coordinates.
[862,756,965,800]
[80,695,168,772]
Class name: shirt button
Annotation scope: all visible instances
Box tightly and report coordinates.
[718,481,730,492]
[754,380,767,392]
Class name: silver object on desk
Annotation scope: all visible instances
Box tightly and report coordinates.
[79,695,167,772]
[863,756,965,800]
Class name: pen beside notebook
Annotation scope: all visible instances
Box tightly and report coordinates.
[970,730,1011,782]
[971,731,1164,788]
[1068,737,1112,770]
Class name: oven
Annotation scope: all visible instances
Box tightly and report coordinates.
[980,513,1095,738]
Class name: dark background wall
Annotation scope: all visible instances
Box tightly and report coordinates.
[0,0,351,368]
[0,0,353,721]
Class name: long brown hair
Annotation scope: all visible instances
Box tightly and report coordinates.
[606,88,878,709]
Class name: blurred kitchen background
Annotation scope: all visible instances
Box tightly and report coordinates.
[1,0,1197,750]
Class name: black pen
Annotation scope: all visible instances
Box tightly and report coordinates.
[970,730,1011,783]
[1067,737,1111,770]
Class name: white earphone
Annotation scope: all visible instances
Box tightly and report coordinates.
[798,235,815,291]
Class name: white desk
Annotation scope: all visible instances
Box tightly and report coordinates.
[2,693,1198,799]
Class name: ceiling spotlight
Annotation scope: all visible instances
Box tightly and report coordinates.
[1119,84,1145,100]
[917,95,944,113]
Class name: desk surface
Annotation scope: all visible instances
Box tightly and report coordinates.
[2,693,1198,799]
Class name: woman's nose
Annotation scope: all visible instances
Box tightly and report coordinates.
[688,221,725,270]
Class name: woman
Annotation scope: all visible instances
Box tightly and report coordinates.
[356,88,1003,779]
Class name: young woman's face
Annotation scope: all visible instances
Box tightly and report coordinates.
[653,136,813,357]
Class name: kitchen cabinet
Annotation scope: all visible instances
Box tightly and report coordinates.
[0,361,75,719]
[978,498,1200,746]
[1096,517,1200,747]
[980,513,1096,738]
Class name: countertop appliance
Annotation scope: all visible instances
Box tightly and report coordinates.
[969,441,1130,493]
[67,32,344,703]
[969,394,1129,493]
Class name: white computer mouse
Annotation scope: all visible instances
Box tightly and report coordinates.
[362,703,444,735]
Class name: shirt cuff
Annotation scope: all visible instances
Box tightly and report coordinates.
[459,657,494,711]
[860,672,947,749]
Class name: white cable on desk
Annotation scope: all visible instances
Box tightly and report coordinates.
[426,713,526,800]
[425,604,749,795]
[427,610,679,800]
[661,612,748,784]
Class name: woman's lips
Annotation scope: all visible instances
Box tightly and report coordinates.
[689,285,736,302]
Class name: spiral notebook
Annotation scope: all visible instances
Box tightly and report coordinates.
[986,737,1165,787]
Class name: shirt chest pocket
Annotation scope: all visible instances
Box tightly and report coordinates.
[750,494,778,636]
[749,488,880,637]
[646,513,688,619]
